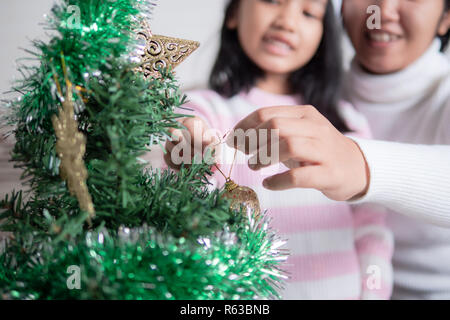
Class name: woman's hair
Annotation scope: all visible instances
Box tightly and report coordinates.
[209,0,351,133]
[440,0,450,51]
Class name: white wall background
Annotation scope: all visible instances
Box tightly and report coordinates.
[0,0,229,95]
[1,0,449,93]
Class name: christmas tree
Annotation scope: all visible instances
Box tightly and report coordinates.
[0,0,286,299]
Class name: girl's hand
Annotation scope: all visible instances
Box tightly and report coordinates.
[164,116,220,171]
[226,105,370,201]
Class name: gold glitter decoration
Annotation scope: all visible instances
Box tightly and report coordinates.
[222,178,261,218]
[51,54,95,223]
[136,20,200,79]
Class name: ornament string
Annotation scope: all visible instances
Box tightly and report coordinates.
[211,129,239,192]
[210,129,262,217]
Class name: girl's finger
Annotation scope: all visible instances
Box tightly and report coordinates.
[167,118,202,146]
[166,133,220,165]
[176,118,220,152]
[262,165,326,191]
[165,140,176,154]
[181,117,209,142]
[248,137,322,171]
[164,140,186,166]
[163,150,181,171]
[167,127,184,143]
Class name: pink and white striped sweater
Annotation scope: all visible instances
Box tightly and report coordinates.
[163,87,393,300]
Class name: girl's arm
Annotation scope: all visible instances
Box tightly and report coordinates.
[352,203,394,300]
[348,137,450,227]
[162,91,227,177]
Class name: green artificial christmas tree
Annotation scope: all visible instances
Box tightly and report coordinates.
[0,0,287,300]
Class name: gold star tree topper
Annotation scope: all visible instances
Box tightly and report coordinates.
[136,21,200,79]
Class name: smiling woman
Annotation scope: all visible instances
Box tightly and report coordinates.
[341,0,450,300]
[343,0,450,74]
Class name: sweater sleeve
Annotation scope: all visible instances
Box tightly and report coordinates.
[347,137,450,227]
[352,203,394,300]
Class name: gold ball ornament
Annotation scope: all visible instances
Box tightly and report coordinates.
[221,178,261,218]
[212,133,262,218]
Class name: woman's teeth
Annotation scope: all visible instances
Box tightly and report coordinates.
[369,32,400,42]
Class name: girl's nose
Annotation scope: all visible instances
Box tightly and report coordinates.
[378,0,401,23]
[273,0,300,33]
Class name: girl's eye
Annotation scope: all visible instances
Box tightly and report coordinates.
[303,11,318,19]
[303,1,326,20]
[261,0,282,4]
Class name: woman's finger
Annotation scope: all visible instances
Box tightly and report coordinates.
[248,137,322,171]
[233,117,319,155]
[262,165,326,191]
[228,105,317,140]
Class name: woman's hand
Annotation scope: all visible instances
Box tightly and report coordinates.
[226,105,370,201]
[164,116,220,171]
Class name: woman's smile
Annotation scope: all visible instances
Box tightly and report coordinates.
[365,29,404,49]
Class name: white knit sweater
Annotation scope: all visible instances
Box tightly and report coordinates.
[344,39,450,299]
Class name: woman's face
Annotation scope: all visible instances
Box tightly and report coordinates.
[227,0,327,76]
[343,0,450,74]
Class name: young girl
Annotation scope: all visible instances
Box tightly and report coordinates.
[228,0,450,299]
[163,0,393,300]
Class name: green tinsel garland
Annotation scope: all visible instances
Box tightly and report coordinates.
[0,212,286,300]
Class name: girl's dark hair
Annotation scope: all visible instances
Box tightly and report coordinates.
[440,0,450,51]
[209,0,351,133]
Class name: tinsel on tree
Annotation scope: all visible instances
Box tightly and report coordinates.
[0,0,287,299]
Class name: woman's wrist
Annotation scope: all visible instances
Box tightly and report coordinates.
[348,138,371,201]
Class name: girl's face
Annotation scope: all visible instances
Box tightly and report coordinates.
[227,0,328,77]
[343,0,450,74]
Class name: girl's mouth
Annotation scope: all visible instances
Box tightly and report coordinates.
[262,36,294,56]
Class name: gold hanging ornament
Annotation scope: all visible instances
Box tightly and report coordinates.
[135,20,200,79]
[213,133,261,218]
[51,54,95,225]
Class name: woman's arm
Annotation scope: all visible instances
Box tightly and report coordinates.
[228,104,450,228]
[352,203,394,300]
[348,137,450,227]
